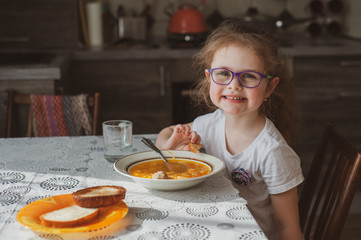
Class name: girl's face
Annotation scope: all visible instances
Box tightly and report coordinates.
[206,44,278,117]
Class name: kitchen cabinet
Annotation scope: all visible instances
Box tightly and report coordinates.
[69,59,175,134]
[291,56,361,174]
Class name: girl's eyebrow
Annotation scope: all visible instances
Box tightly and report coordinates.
[213,66,234,70]
[214,67,261,72]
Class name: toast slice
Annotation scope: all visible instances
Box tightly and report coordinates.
[72,185,126,208]
[39,205,99,228]
[188,143,202,153]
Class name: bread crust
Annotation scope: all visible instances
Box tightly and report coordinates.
[72,185,126,208]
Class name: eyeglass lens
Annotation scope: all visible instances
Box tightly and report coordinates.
[211,69,262,87]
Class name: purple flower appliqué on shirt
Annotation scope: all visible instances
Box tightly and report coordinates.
[231,167,252,187]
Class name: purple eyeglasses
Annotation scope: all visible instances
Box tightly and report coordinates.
[208,68,273,88]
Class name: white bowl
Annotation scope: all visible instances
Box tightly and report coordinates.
[114,150,225,191]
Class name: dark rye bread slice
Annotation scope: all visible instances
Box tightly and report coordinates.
[72,185,126,208]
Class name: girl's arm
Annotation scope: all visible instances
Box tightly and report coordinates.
[270,187,303,240]
[155,123,201,150]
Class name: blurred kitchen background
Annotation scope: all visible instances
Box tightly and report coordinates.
[1,0,361,48]
[1,0,361,154]
[105,0,360,40]
[1,0,361,238]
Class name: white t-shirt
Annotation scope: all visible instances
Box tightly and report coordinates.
[192,109,304,240]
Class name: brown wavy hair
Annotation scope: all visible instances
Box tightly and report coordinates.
[191,19,299,143]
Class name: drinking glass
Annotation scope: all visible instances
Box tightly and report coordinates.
[102,120,132,162]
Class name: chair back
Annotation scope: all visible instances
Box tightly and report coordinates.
[298,122,361,240]
[5,90,101,137]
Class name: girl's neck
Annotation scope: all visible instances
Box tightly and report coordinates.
[225,112,265,133]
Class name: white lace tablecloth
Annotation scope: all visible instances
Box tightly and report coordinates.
[0,135,266,240]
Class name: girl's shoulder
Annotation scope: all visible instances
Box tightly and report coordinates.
[250,118,297,159]
[259,118,300,162]
[263,117,287,144]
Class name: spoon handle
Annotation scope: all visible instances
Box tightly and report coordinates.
[141,138,169,163]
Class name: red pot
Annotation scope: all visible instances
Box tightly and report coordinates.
[167,4,207,34]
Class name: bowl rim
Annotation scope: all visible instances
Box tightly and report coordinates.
[113,150,225,182]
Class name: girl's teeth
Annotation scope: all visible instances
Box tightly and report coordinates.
[225,96,243,100]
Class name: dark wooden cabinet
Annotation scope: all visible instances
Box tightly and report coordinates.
[69,59,173,134]
[291,56,361,173]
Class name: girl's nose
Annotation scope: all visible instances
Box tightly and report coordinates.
[227,77,243,90]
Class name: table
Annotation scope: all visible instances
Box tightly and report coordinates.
[0,135,266,240]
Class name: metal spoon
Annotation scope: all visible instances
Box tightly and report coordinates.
[141,137,186,173]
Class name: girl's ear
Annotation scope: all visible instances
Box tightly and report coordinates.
[205,69,210,78]
[266,77,279,97]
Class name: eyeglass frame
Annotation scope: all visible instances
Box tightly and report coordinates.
[207,68,273,88]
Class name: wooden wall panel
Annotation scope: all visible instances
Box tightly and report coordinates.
[291,56,361,175]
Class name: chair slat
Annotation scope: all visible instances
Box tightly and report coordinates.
[299,122,361,240]
[315,151,346,239]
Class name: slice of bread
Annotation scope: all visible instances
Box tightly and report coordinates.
[40,205,99,228]
[188,143,202,153]
[72,185,126,208]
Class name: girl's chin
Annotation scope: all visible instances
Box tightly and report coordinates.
[220,104,259,116]
[220,106,245,115]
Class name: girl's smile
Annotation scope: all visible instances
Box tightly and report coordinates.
[222,95,247,102]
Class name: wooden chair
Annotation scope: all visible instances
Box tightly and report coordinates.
[5,90,101,137]
[298,122,361,240]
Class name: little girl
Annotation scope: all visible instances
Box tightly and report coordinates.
[156,20,304,240]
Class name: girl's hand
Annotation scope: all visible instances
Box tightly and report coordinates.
[159,124,201,151]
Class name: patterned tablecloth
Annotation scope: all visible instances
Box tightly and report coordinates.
[0,135,266,240]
